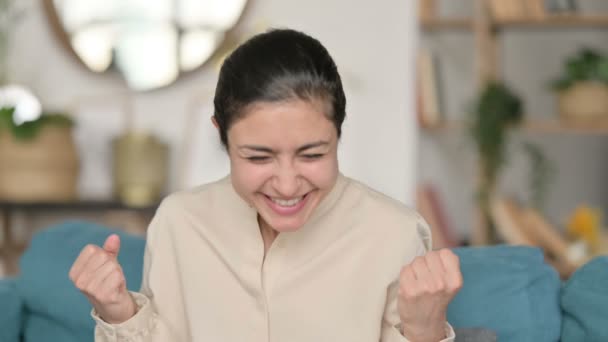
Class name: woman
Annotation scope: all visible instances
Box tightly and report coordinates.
[70,28,462,342]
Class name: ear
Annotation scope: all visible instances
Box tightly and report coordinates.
[211,116,219,130]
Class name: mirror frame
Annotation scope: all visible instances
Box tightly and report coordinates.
[41,0,252,90]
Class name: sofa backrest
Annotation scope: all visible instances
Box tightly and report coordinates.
[561,255,608,341]
[16,221,145,342]
[448,245,562,342]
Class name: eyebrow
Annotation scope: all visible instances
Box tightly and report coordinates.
[238,141,330,154]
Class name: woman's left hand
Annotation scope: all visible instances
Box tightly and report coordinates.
[397,249,463,342]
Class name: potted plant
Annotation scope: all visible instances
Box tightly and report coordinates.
[551,48,608,123]
[468,82,554,244]
[0,104,79,202]
[468,82,523,243]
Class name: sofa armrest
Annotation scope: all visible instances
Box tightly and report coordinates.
[0,277,23,342]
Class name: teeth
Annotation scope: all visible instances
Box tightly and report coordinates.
[271,196,303,207]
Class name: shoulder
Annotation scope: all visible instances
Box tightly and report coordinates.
[343,177,432,252]
[157,175,234,214]
[146,176,234,235]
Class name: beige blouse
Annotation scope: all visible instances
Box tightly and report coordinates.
[93,174,455,341]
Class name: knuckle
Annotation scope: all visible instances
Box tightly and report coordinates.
[439,248,453,258]
[84,244,97,255]
[400,286,415,299]
[435,280,446,291]
[447,279,463,293]
[454,278,464,290]
[421,284,433,295]
[75,277,88,290]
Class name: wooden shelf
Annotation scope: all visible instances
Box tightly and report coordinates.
[421,15,608,32]
[495,15,608,28]
[421,119,608,134]
[0,199,159,212]
[421,18,473,31]
[522,119,608,134]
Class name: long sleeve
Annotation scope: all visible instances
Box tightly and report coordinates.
[92,200,189,341]
[380,215,456,342]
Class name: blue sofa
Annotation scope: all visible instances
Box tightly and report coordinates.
[1,221,607,341]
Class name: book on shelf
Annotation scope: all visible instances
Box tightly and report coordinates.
[418,0,436,21]
[416,183,459,249]
[490,0,550,21]
[525,0,548,20]
[489,0,524,21]
[544,0,578,14]
[416,48,443,129]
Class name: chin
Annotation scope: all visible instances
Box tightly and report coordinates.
[266,218,307,232]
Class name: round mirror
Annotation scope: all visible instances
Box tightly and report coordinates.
[43,0,248,91]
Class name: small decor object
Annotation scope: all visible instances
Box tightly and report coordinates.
[112,132,168,207]
[566,205,603,254]
[551,48,608,123]
[0,86,78,201]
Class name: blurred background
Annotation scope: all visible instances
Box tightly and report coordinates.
[0,0,606,280]
[0,0,419,276]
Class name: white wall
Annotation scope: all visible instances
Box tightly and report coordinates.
[8,0,418,205]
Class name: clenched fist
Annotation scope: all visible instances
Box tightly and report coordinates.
[69,234,136,324]
[398,249,463,342]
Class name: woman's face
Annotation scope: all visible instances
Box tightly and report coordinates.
[226,99,339,233]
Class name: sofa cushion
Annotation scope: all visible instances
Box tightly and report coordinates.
[0,277,23,342]
[16,220,146,342]
[447,245,561,342]
[561,256,608,341]
[454,328,497,342]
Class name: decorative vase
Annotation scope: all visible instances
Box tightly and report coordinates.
[112,132,168,207]
[558,81,608,123]
[0,125,79,201]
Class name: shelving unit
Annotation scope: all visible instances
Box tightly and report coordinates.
[422,14,608,31]
[419,0,608,246]
[424,119,608,135]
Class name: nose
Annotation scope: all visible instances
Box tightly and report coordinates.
[272,160,301,198]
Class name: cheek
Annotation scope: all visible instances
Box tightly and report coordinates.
[300,157,338,187]
[230,158,272,192]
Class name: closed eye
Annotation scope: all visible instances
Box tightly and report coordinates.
[246,156,271,163]
[302,154,324,160]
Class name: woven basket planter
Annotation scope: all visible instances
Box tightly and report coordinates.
[558,81,608,124]
[0,125,79,202]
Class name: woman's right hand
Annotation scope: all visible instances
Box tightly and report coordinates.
[69,234,137,324]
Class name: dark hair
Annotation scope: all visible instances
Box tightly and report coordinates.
[213,28,346,148]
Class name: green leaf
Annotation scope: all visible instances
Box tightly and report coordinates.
[553,48,608,90]
[0,106,74,141]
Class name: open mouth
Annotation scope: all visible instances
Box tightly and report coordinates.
[263,192,311,215]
